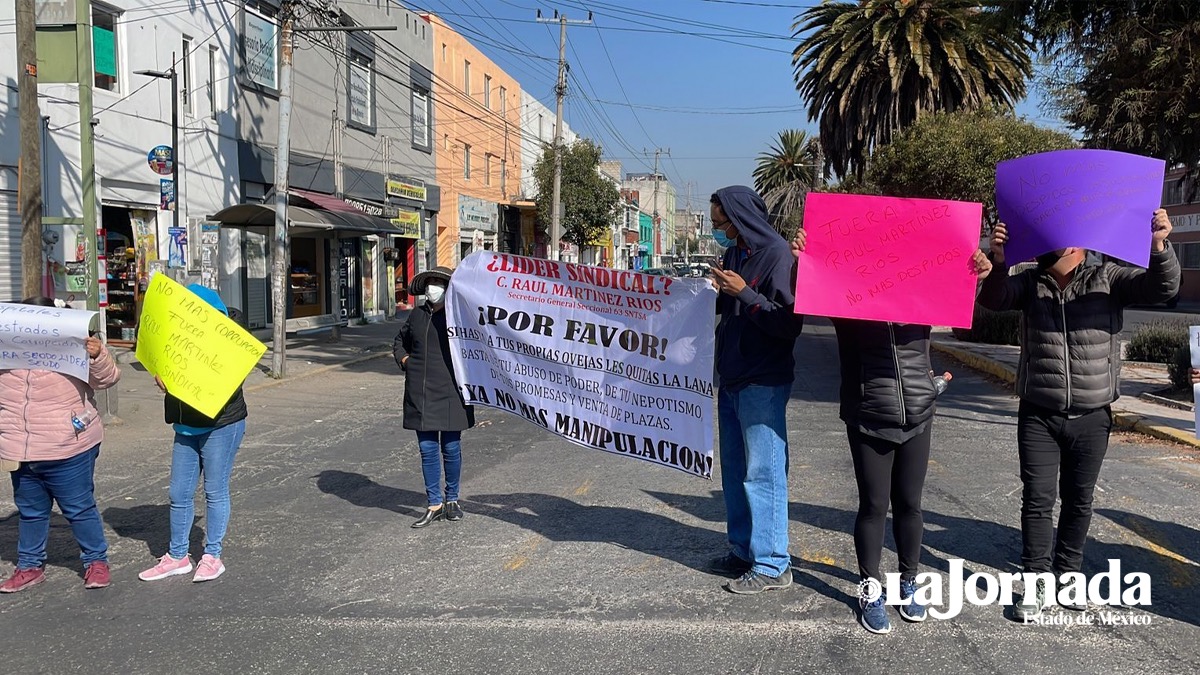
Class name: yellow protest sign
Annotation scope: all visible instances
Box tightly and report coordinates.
[135,274,266,418]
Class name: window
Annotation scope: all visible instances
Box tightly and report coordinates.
[181,37,193,115]
[499,86,507,115]
[464,144,472,181]
[500,159,507,193]
[485,154,492,186]
[92,3,119,92]
[347,49,375,131]
[411,87,431,152]
[243,1,280,91]
[463,60,470,96]
[442,43,447,62]
[484,74,492,108]
[538,114,545,141]
[208,45,218,119]
[1164,180,1184,206]
[1177,242,1200,269]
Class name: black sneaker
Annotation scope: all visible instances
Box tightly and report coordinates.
[725,568,792,595]
[1057,572,1087,611]
[445,501,464,521]
[707,552,751,577]
[1014,579,1047,621]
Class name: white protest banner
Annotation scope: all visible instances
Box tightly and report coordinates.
[1191,326,1200,438]
[446,253,717,478]
[0,302,98,381]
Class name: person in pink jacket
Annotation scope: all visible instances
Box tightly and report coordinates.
[0,297,120,593]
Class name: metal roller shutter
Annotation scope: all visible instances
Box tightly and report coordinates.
[0,191,20,302]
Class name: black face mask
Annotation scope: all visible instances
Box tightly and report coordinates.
[1035,251,1065,270]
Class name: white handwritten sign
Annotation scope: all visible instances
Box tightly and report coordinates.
[0,303,98,381]
[1191,326,1200,439]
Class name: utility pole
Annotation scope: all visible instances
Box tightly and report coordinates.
[537,9,591,261]
[269,3,395,378]
[76,0,98,311]
[135,55,179,235]
[16,0,42,299]
[646,147,669,267]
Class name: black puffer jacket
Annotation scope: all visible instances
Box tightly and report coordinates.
[834,319,938,430]
[165,388,247,429]
[393,303,475,432]
[978,247,1180,413]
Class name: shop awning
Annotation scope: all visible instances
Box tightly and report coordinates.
[208,203,403,235]
[289,188,363,214]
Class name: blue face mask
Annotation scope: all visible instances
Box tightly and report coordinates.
[712,227,735,249]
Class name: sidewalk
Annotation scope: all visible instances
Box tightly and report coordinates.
[106,314,407,423]
[931,329,1200,449]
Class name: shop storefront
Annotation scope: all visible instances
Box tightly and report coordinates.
[385,175,439,307]
[457,194,500,262]
[209,202,404,332]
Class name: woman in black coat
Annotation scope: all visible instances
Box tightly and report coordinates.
[393,266,475,528]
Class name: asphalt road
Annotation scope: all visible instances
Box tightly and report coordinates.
[2,320,1198,674]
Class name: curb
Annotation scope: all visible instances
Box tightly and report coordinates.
[931,341,1200,451]
[243,348,391,394]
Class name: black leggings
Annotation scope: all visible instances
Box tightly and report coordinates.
[847,424,932,582]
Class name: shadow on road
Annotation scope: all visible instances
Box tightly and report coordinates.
[1093,509,1200,628]
[464,492,726,574]
[103,504,205,559]
[0,511,97,577]
[314,470,426,517]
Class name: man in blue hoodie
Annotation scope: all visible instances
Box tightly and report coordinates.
[707,186,804,594]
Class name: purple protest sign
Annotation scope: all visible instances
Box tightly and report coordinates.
[995,149,1166,267]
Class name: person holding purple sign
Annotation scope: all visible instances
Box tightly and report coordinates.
[972,208,1179,622]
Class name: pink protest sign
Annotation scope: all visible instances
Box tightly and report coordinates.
[796,193,984,328]
[996,149,1166,267]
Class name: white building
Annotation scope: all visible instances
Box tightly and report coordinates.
[517,89,575,257]
[0,0,239,342]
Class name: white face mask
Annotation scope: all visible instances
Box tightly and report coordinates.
[425,283,446,304]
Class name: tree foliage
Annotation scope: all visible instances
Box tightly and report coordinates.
[868,108,1076,224]
[533,138,621,249]
[752,129,823,239]
[791,0,1032,178]
[998,1,1200,175]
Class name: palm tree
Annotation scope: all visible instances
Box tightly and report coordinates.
[752,129,822,235]
[792,0,1032,178]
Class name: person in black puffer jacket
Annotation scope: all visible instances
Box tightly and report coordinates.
[139,285,248,585]
[974,209,1179,621]
[393,266,475,529]
[793,230,953,635]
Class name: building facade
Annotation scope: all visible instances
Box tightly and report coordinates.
[1164,167,1200,305]
[425,13,522,266]
[0,0,240,342]
[623,172,676,267]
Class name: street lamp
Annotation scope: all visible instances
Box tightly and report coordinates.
[135,59,179,235]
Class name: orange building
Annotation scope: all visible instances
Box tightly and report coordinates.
[422,14,524,266]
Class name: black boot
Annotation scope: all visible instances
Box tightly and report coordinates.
[444,501,464,521]
[412,507,444,528]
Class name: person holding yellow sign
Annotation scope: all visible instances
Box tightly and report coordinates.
[138,285,249,584]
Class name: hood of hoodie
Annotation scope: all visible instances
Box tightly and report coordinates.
[187,283,228,316]
[713,185,778,253]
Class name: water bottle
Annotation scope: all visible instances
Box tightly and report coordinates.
[933,375,950,396]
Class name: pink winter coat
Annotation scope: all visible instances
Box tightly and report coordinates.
[0,347,120,463]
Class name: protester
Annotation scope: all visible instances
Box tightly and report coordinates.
[393,266,475,529]
[790,229,955,633]
[973,209,1179,620]
[138,286,248,583]
[707,186,805,594]
[0,297,120,593]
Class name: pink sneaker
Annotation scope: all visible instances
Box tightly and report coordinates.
[193,554,225,583]
[138,554,193,581]
[0,567,46,593]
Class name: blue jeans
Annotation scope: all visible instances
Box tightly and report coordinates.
[10,445,108,569]
[416,430,462,506]
[718,384,792,577]
[168,420,245,559]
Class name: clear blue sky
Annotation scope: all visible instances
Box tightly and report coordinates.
[411,0,1062,206]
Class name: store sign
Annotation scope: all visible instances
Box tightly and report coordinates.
[348,59,372,127]
[1169,212,1200,233]
[459,194,498,233]
[391,210,421,239]
[148,145,173,175]
[386,177,427,202]
[160,179,175,210]
[345,197,399,220]
[244,9,279,90]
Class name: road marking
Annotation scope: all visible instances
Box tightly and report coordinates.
[573,479,593,496]
[503,536,543,571]
[1104,516,1199,588]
